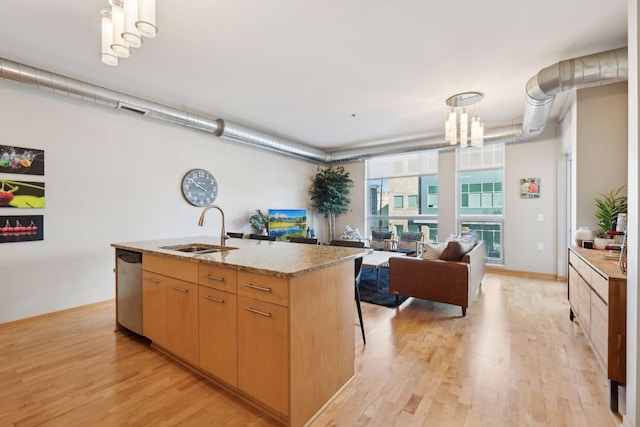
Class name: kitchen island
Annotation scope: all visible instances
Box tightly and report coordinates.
[112,236,364,427]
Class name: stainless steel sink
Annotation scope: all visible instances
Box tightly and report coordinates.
[159,243,239,254]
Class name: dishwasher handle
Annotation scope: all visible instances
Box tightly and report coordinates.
[117,249,142,264]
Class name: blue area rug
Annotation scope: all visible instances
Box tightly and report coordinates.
[358,267,409,308]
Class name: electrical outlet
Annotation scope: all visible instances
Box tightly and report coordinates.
[538,242,543,250]
[538,214,544,221]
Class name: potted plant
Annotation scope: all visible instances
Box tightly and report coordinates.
[309,166,353,242]
[594,186,627,237]
[249,209,269,235]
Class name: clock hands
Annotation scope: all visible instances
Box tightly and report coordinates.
[187,177,207,192]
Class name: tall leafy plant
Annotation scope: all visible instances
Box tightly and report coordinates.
[594,186,627,236]
[309,166,353,242]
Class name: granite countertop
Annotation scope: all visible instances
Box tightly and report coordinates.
[112,236,365,278]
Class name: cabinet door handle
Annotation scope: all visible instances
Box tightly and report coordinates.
[202,295,224,303]
[169,285,188,293]
[242,306,272,317]
[243,283,272,293]
[202,274,224,281]
[144,277,161,284]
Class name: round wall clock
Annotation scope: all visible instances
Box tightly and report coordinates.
[181,168,218,206]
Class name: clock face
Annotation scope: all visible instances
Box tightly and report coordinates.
[181,169,218,206]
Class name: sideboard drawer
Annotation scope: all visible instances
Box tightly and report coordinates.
[590,271,609,304]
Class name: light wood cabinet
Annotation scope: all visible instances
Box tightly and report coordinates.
[237,294,289,416]
[198,284,237,387]
[138,251,355,426]
[167,279,198,365]
[567,246,626,413]
[142,255,199,365]
[142,271,167,348]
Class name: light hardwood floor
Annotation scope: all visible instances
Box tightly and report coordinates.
[0,273,622,426]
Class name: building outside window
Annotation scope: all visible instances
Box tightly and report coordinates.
[366,151,439,242]
[457,143,504,263]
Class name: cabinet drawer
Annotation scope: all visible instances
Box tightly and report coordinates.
[576,256,592,284]
[578,277,591,334]
[199,264,237,294]
[590,271,609,304]
[591,293,609,369]
[143,253,198,283]
[238,271,289,307]
[569,250,579,268]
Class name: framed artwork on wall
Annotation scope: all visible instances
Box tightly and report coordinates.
[520,178,541,199]
[0,145,45,175]
[0,180,45,208]
[0,215,44,243]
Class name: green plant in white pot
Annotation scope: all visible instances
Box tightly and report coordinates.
[249,209,268,235]
[594,186,627,237]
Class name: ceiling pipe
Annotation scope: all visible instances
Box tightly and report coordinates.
[328,46,628,163]
[0,47,628,165]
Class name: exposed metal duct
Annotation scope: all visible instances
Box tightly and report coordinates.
[328,46,628,163]
[0,58,222,135]
[522,46,628,136]
[0,47,628,164]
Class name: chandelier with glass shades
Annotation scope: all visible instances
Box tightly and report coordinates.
[100,0,157,66]
[444,92,484,148]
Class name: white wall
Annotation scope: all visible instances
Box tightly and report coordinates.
[576,82,629,234]
[503,126,559,275]
[0,84,321,324]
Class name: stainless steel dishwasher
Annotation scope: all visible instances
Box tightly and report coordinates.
[116,249,143,335]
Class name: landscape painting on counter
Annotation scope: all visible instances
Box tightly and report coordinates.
[268,209,307,241]
[0,215,43,243]
[0,180,45,208]
[0,145,45,175]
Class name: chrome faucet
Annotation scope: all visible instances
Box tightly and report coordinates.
[198,204,229,247]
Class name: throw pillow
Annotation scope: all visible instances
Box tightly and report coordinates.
[457,238,476,258]
[440,240,462,261]
[422,242,446,259]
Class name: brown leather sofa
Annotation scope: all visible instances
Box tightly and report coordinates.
[388,240,486,316]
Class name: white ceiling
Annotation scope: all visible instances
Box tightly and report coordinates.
[0,0,628,152]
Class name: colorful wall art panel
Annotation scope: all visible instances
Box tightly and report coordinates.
[0,215,44,243]
[268,209,307,241]
[520,178,541,199]
[0,180,45,208]
[0,145,45,175]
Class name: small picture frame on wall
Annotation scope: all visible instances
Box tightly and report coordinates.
[0,145,45,175]
[520,178,541,199]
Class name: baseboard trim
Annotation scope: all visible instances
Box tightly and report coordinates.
[0,299,114,330]
[486,266,564,282]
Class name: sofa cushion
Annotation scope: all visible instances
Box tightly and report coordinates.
[422,242,446,259]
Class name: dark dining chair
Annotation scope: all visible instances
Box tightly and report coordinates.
[249,234,276,241]
[227,232,244,238]
[329,239,366,344]
[289,237,318,244]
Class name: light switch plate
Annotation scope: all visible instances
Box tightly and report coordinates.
[537,214,544,221]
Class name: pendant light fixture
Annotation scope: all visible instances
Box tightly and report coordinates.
[100,9,118,66]
[100,0,157,66]
[445,92,484,148]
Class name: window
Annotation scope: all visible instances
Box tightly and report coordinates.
[367,151,439,242]
[457,144,504,263]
